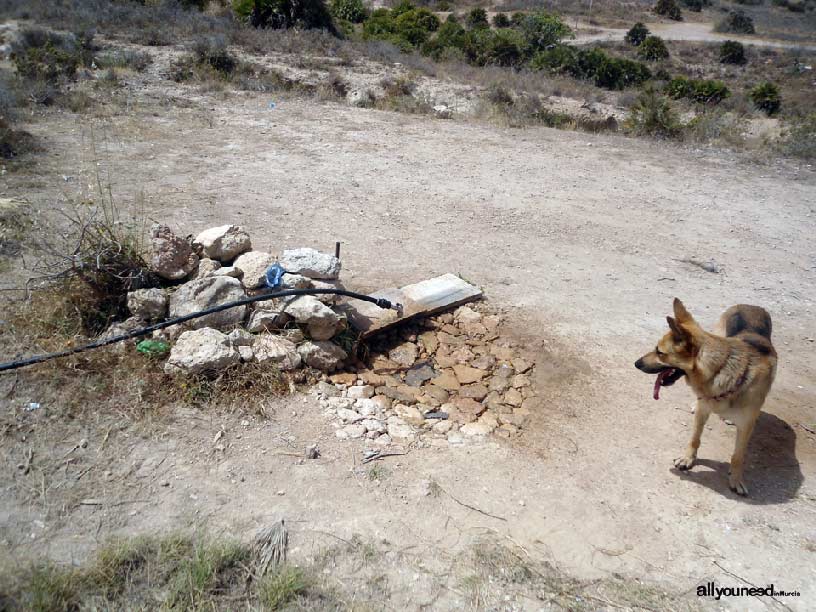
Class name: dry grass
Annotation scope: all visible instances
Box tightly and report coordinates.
[0,533,321,611]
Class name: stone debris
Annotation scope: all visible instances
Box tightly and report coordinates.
[314,302,535,446]
[103,223,533,447]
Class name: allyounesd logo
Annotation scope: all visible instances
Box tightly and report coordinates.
[697,582,800,601]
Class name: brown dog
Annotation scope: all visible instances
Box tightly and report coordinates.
[635,299,777,495]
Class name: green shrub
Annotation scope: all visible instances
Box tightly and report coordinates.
[232,0,335,30]
[654,0,683,20]
[691,79,730,104]
[362,3,440,49]
[394,8,440,46]
[460,27,525,67]
[331,0,367,23]
[681,0,710,11]
[510,12,527,27]
[533,46,651,90]
[666,76,730,104]
[719,40,746,64]
[750,82,781,115]
[530,45,578,73]
[492,13,511,28]
[11,28,93,85]
[625,22,650,46]
[715,10,755,34]
[627,86,681,137]
[782,113,816,159]
[517,11,573,53]
[466,7,490,29]
[422,19,466,58]
[638,35,669,61]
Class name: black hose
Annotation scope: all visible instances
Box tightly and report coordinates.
[0,288,401,373]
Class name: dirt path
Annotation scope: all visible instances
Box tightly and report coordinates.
[2,63,816,609]
[573,19,816,50]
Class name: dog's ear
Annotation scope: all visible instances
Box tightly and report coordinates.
[666,316,689,340]
[672,298,695,324]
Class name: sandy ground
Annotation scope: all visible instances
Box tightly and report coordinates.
[2,42,816,610]
[573,19,816,51]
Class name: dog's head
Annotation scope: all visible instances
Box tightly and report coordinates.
[635,298,701,399]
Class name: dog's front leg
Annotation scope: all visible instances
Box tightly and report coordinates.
[675,401,710,470]
[728,419,756,496]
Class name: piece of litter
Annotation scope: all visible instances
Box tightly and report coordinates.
[26,402,40,411]
[268,101,276,109]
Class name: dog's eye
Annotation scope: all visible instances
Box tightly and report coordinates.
[655,348,664,357]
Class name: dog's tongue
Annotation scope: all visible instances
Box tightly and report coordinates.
[653,369,673,400]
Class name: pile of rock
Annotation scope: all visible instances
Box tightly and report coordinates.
[117,224,349,375]
[315,304,534,445]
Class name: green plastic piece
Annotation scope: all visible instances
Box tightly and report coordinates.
[136,340,170,356]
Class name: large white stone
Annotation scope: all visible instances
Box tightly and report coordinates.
[149,224,198,281]
[164,328,240,375]
[233,251,276,289]
[168,276,247,330]
[194,225,251,262]
[279,248,341,280]
[284,295,341,341]
[126,288,167,320]
[253,335,301,371]
[297,341,347,372]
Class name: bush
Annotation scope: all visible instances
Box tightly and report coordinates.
[719,40,746,64]
[783,113,816,159]
[394,7,440,46]
[331,0,367,23]
[654,0,683,20]
[422,19,466,58]
[492,13,511,28]
[715,10,755,34]
[232,0,335,31]
[750,82,781,115]
[191,37,237,75]
[666,76,730,104]
[625,22,650,46]
[11,28,94,85]
[466,8,490,29]
[533,46,651,90]
[363,4,440,49]
[627,86,681,137]
[460,27,526,67]
[638,35,669,61]
[682,0,711,10]
[517,11,573,53]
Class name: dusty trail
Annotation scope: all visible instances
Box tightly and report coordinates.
[2,63,816,610]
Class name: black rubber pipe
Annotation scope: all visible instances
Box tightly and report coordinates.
[0,288,400,373]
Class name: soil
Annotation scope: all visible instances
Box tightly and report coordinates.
[1,25,816,611]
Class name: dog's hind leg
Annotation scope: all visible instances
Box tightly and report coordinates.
[675,400,711,470]
[728,417,757,496]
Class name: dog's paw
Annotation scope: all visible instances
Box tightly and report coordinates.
[729,476,749,496]
[674,455,696,471]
